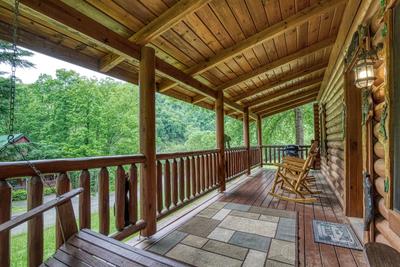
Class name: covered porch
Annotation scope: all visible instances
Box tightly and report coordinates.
[1,0,400,266]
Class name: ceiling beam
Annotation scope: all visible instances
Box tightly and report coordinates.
[99,0,211,72]
[254,89,320,115]
[230,63,326,103]
[246,78,322,108]
[19,0,219,100]
[158,0,344,92]
[260,96,318,118]
[190,38,333,104]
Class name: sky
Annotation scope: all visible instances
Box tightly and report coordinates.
[0,48,117,84]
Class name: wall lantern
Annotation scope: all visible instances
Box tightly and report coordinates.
[354,57,375,89]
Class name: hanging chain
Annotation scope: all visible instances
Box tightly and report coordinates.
[2,0,56,193]
[8,0,19,139]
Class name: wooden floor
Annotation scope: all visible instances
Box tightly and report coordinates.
[219,168,368,267]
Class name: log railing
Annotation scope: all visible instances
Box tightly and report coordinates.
[0,147,263,266]
[263,145,311,165]
[155,149,220,219]
[0,154,146,267]
[225,146,262,179]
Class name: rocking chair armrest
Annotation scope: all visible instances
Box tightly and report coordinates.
[283,156,305,163]
[273,163,304,172]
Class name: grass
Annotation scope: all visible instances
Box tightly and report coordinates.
[12,205,26,214]
[11,209,116,266]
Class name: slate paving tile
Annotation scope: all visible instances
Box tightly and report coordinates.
[208,201,227,210]
[229,231,271,251]
[181,234,208,248]
[276,218,296,242]
[225,203,251,211]
[230,210,260,219]
[268,239,295,265]
[212,208,231,220]
[148,231,187,255]
[265,259,294,267]
[166,244,242,267]
[203,239,248,260]
[259,214,280,223]
[197,208,219,218]
[243,250,267,267]
[219,215,277,237]
[178,216,220,237]
[208,227,235,242]
[249,207,297,219]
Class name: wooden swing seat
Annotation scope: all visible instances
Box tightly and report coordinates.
[0,188,187,267]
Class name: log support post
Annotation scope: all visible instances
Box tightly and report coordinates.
[139,46,157,237]
[257,115,263,167]
[0,181,11,267]
[243,107,251,175]
[216,91,225,192]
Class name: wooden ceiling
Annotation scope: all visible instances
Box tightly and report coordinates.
[0,0,348,120]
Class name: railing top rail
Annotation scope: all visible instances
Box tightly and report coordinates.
[0,154,146,179]
[156,149,219,160]
[261,144,311,148]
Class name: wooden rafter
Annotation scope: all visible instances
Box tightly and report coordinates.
[260,96,318,118]
[98,0,211,72]
[18,1,220,103]
[246,78,322,108]
[158,0,344,93]
[254,89,320,115]
[191,38,333,104]
[229,63,327,103]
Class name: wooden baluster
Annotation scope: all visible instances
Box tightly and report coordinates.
[204,155,209,189]
[56,172,71,248]
[0,181,11,267]
[115,166,126,231]
[185,156,191,200]
[79,170,91,229]
[179,158,184,204]
[190,156,196,197]
[196,156,200,195]
[201,155,206,192]
[129,164,138,224]
[208,154,212,188]
[210,153,214,186]
[99,167,109,235]
[164,160,171,210]
[227,151,231,178]
[28,176,43,267]
[172,159,178,206]
[268,147,271,164]
[214,153,218,185]
[156,161,163,215]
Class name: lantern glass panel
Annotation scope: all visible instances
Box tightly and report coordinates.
[354,58,375,88]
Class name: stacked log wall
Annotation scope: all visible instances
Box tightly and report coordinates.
[319,63,345,207]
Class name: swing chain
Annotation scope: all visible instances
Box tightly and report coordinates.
[2,0,56,193]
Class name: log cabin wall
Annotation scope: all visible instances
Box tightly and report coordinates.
[372,2,400,252]
[319,66,345,207]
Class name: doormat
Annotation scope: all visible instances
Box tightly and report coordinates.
[313,220,363,250]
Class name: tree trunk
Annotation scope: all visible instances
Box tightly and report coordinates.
[294,107,304,145]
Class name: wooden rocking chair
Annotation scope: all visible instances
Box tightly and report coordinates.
[269,146,321,203]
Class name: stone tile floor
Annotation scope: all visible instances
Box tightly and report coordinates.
[146,201,298,267]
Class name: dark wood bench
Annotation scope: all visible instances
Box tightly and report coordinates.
[0,188,187,267]
[365,242,400,267]
[43,229,187,266]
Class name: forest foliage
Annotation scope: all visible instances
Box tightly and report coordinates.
[1,45,315,161]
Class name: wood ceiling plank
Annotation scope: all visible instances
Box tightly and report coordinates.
[230,62,327,102]
[253,89,320,114]
[99,0,211,72]
[158,0,345,93]
[260,96,317,117]
[246,78,322,108]
[217,37,334,91]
